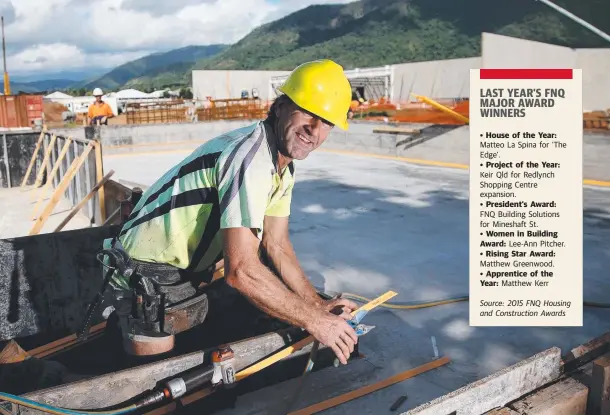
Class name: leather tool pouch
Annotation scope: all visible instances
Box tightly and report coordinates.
[131,265,209,336]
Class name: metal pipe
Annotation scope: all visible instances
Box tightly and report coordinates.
[535,0,610,44]
[2,133,10,188]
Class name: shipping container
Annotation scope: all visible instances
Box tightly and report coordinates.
[25,95,43,126]
[0,95,42,128]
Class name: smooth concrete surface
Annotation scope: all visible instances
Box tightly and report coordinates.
[576,48,610,112]
[0,186,92,239]
[192,69,291,101]
[393,57,481,101]
[50,126,87,141]
[104,147,610,414]
[399,124,470,164]
[93,120,610,182]
[53,120,437,158]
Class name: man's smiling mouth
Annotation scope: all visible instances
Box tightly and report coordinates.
[297,132,312,144]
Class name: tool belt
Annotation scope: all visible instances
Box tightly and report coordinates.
[95,239,209,339]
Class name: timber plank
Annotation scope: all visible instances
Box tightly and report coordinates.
[373,127,421,135]
[588,353,610,415]
[402,347,562,415]
[509,377,588,415]
[485,409,519,414]
[563,332,610,373]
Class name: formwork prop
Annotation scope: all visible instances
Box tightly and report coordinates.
[19,127,46,188]
[94,141,106,223]
[28,142,95,235]
[54,169,114,232]
[30,133,58,192]
[30,136,73,220]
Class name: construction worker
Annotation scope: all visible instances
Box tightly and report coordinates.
[98,60,359,365]
[87,88,114,125]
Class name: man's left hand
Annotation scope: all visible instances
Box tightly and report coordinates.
[320,297,359,320]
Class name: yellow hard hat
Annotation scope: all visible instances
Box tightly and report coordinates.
[278,59,352,130]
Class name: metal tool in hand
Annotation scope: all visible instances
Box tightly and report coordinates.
[285,296,376,413]
[333,308,375,366]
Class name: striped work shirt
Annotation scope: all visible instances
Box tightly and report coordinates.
[104,121,295,289]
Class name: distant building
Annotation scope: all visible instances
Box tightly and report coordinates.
[44,91,73,100]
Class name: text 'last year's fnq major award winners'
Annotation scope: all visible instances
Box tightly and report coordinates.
[469,69,583,327]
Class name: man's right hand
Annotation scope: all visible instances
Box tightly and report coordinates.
[307,311,358,365]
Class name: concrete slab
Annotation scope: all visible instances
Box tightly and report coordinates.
[103,148,610,414]
[0,186,92,239]
[91,120,610,183]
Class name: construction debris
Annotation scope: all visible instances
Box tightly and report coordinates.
[42,101,69,124]
[0,340,29,364]
[390,395,408,412]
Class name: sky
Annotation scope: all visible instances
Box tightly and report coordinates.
[1,0,354,79]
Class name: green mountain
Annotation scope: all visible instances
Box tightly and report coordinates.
[83,44,229,91]
[15,0,609,94]
[196,0,609,71]
[9,45,228,94]
[11,79,75,94]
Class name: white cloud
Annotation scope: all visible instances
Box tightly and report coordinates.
[2,0,356,77]
[9,43,146,73]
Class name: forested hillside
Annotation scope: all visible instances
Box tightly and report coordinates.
[196,0,609,71]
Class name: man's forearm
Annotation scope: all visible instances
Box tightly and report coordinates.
[262,238,323,307]
[226,259,320,330]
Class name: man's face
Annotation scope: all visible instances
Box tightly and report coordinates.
[276,100,333,160]
[95,95,102,102]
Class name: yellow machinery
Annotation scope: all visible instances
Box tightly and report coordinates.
[2,16,10,95]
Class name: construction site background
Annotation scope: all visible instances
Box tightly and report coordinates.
[36,94,610,133]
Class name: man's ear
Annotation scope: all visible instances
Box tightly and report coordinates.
[274,95,293,119]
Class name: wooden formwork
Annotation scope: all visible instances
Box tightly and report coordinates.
[403,331,610,415]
